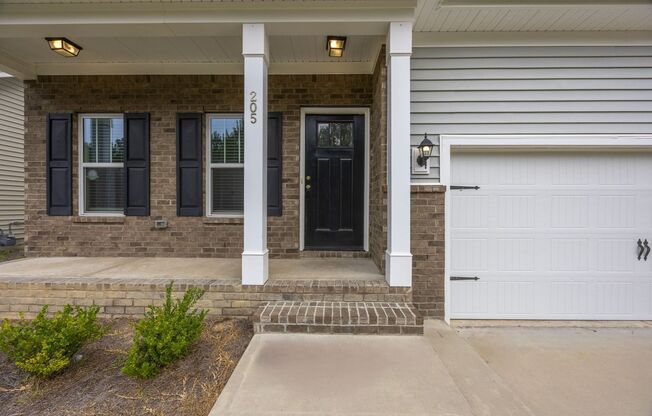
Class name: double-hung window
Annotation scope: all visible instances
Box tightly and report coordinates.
[207,114,245,216]
[79,114,125,215]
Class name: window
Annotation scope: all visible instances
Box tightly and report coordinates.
[317,121,353,147]
[79,114,124,215]
[207,114,244,216]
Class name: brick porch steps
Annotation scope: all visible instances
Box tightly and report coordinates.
[253,301,424,335]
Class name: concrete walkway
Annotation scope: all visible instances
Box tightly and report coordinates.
[211,321,652,416]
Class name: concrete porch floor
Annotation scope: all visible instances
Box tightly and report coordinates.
[0,256,384,281]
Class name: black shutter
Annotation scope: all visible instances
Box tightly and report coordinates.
[46,113,72,216]
[267,112,283,216]
[176,113,202,216]
[123,113,150,216]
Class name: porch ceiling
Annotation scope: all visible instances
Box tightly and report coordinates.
[415,0,652,32]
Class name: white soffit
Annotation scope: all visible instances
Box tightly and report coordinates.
[0,35,384,77]
[415,0,652,32]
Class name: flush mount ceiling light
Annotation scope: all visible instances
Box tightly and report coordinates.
[326,36,346,58]
[45,37,82,57]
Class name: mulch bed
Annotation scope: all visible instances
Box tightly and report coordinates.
[0,318,253,416]
[0,245,24,263]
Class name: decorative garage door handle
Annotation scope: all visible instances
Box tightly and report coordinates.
[638,239,645,261]
[450,276,479,281]
[645,239,650,261]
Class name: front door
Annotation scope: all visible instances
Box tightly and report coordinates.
[305,114,364,250]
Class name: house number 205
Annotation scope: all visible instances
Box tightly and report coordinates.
[249,91,257,124]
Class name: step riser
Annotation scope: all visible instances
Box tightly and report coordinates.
[255,323,423,335]
[254,301,424,335]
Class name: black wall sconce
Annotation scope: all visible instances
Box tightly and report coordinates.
[416,133,433,167]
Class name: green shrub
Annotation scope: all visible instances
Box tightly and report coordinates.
[0,305,103,377]
[122,282,208,379]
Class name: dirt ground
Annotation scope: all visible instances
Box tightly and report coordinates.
[0,318,253,416]
[0,245,24,263]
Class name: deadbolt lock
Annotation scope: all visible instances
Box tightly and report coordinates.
[306,176,311,181]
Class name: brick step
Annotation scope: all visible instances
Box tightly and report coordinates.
[253,301,424,335]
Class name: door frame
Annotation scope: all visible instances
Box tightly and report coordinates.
[300,107,370,251]
[439,134,652,323]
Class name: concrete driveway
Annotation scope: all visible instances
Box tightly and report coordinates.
[211,321,652,416]
[450,323,652,416]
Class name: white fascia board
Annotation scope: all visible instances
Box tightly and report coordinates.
[0,49,36,80]
[413,31,652,47]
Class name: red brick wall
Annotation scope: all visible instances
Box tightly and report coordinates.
[369,48,388,273]
[411,185,446,317]
[24,74,372,257]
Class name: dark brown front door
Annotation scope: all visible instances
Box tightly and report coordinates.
[304,114,365,250]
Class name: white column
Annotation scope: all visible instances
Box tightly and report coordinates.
[242,24,269,285]
[385,21,413,287]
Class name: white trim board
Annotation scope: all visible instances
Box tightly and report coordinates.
[77,113,126,217]
[299,107,370,252]
[439,134,652,324]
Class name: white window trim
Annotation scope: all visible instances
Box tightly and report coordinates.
[205,113,245,218]
[78,113,126,217]
[439,134,652,324]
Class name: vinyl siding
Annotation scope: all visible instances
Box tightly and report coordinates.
[410,46,652,182]
[0,77,24,241]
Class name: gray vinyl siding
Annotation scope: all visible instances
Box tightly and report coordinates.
[410,46,652,182]
[0,77,24,241]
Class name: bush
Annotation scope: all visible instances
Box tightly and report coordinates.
[0,305,103,377]
[122,282,208,379]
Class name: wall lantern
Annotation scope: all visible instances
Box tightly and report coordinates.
[45,37,83,57]
[416,133,434,167]
[326,36,346,57]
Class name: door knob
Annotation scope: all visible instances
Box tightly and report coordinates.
[306,184,312,190]
[638,239,644,261]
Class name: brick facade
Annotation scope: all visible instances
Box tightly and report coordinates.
[369,47,387,273]
[24,74,373,258]
[20,62,446,319]
[411,185,446,318]
[0,277,411,320]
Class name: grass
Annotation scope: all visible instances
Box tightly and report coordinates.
[0,245,24,263]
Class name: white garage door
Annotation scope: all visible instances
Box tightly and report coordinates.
[450,151,652,320]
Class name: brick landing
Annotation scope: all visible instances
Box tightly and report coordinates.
[0,277,411,320]
[254,301,424,335]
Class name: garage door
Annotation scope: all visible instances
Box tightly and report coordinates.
[450,151,652,320]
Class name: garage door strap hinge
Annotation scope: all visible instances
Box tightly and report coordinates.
[450,276,480,281]
[450,185,480,190]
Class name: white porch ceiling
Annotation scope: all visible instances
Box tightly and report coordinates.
[0,35,382,65]
[415,0,652,32]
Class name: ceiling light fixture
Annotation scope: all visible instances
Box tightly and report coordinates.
[45,37,83,57]
[326,36,346,58]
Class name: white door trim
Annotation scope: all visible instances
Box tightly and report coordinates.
[299,107,370,252]
[440,134,652,323]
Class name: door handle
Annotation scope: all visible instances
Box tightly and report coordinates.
[638,239,645,261]
[305,184,312,190]
[450,276,479,281]
[644,239,650,261]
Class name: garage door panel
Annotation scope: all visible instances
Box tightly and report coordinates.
[597,196,636,228]
[451,195,489,228]
[497,239,536,272]
[451,151,652,320]
[596,239,636,272]
[550,196,590,228]
[451,238,488,271]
